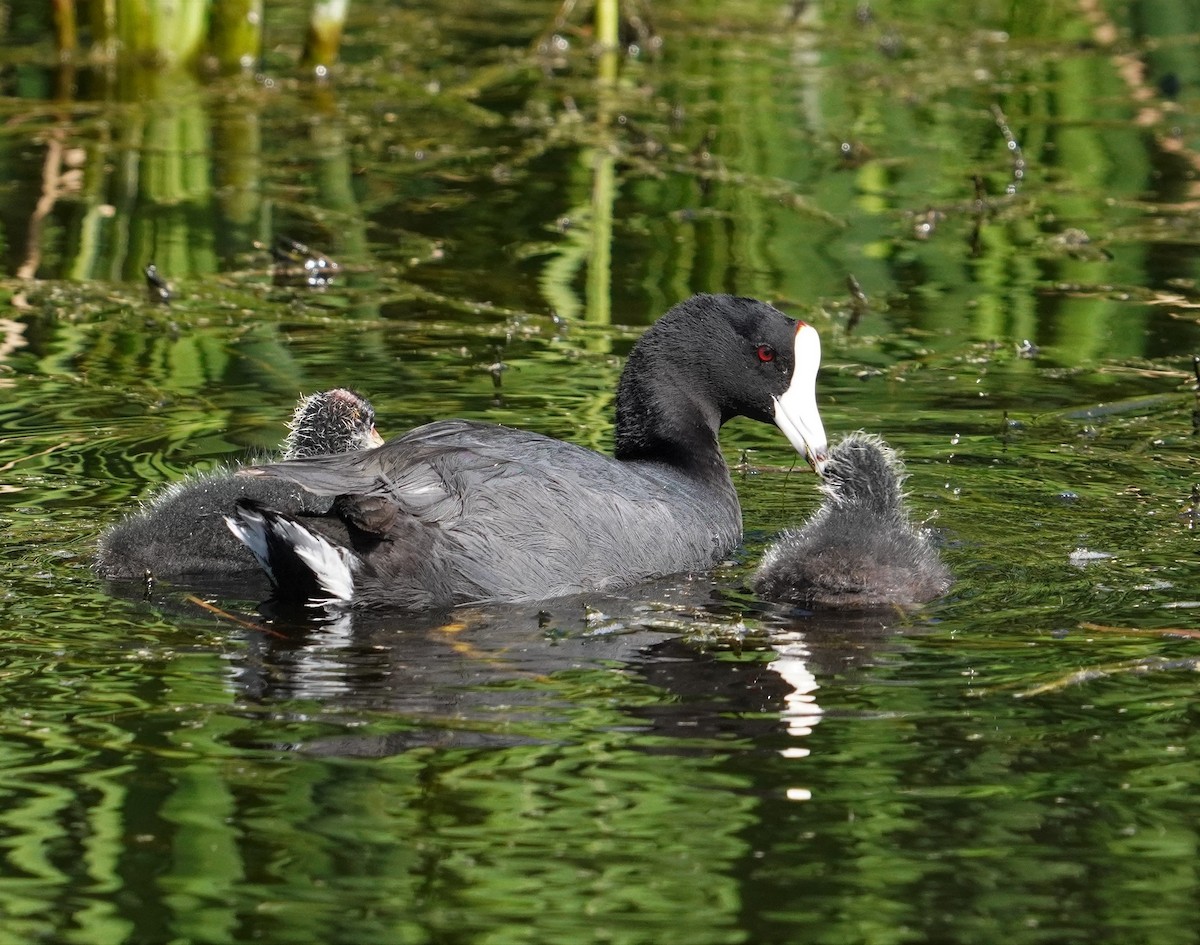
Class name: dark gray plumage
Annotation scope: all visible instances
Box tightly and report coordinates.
[753,432,952,608]
[227,293,830,612]
[95,389,381,579]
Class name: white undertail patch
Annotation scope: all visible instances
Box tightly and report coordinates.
[288,526,358,605]
[225,507,359,606]
[224,508,276,584]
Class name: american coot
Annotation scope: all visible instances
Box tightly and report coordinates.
[226,293,829,611]
[281,388,381,460]
[95,388,383,580]
[752,432,952,608]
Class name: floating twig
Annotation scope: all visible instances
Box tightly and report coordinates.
[144,263,170,305]
[185,594,287,638]
[845,274,869,333]
[990,104,1025,195]
[1078,620,1200,641]
[1016,656,1200,698]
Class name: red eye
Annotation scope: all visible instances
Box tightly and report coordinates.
[756,344,775,363]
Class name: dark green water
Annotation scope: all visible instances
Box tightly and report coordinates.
[3,1,1200,942]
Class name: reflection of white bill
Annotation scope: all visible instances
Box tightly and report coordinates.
[769,636,823,801]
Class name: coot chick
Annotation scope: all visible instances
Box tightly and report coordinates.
[95,389,383,580]
[227,293,829,611]
[281,388,381,460]
[753,432,951,608]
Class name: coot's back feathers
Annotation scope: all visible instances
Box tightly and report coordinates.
[234,420,743,610]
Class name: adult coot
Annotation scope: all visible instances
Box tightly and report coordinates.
[226,294,828,611]
[752,432,952,608]
[95,388,382,579]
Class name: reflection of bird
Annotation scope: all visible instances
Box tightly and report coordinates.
[226,294,829,612]
[95,389,382,580]
[753,432,952,608]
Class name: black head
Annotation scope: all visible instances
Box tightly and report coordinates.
[283,388,384,459]
[614,294,827,468]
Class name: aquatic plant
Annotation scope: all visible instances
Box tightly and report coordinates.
[44,0,348,73]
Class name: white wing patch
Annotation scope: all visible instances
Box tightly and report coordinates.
[225,507,359,606]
